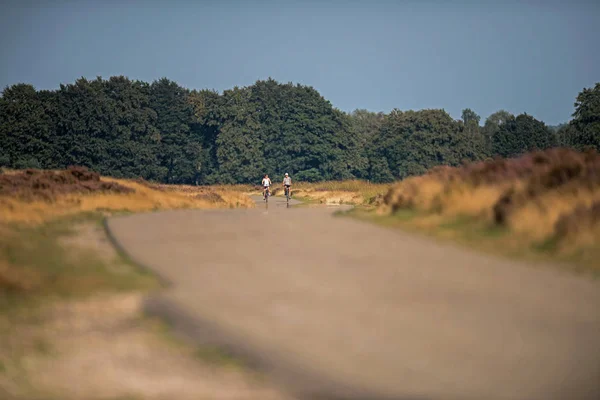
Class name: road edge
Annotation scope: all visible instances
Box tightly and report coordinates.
[102,216,173,288]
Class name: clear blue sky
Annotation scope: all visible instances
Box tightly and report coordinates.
[1,0,598,125]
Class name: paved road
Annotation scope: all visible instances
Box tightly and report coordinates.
[106,196,600,400]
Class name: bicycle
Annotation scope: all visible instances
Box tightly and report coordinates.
[284,186,291,203]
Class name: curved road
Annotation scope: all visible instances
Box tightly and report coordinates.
[106,196,600,400]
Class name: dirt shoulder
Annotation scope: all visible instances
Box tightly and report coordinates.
[0,219,291,400]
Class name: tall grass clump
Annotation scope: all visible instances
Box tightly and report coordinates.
[0,167,254,224]
[379,148,600,266]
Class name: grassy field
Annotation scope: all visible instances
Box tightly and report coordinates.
[0,167,254,225]
[0,212,162,307]
[367,148,600,274]
[0,167,255,301]
[0,167,289,400]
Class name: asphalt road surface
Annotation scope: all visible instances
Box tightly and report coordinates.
[106,196,600,400]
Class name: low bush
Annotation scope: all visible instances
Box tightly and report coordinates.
[0,166,133,201]
[380,148,600,264]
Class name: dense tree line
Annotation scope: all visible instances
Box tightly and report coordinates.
[1,77,599,183]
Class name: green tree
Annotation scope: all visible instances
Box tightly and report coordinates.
[461,108,480,125]
[0,84,58,169]
[55,77,114,172]
[367,156,394,183]
[557,124,580,148]
[458,108,487,157]
[253,79,363,181]
[54,76,162,180]
[100,76,162,180]
[348,109,384,178]
[482,109,514,145]
[461,108,481,135]
[214,86,264,183]
[349,109,385,143]
[567,82,600,151]
[492,113,556,158]
[370,109,485,180]
[188,89,222,183]
[2,74,584,185]
[150,78,200,183]
[212,79,364,183]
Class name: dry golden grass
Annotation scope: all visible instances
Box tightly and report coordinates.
[557,211,600,253]
[379,176,445,212]
[209,183,259,194]
[378,148,600,270]
[0,170,257,310]
[508,188,600,241]
[279,180,391,205]
[0,177,254,225]
[146,182,255,208]
[0,169,256,295]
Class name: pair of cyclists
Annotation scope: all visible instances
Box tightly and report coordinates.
[262,173,292,200]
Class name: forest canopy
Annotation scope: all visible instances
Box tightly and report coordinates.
[1,77,598,184]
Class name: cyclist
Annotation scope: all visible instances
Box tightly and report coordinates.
[282,173,292,199]
[262,174,272,200]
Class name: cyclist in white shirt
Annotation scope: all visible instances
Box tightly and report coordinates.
[261,174,272,199]
[282,173,292,198]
